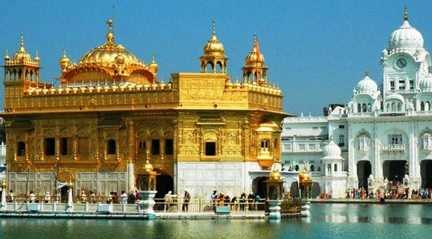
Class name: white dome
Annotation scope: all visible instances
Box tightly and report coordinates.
[389,20,424,49]
[419,76,432,92]
[355,75,378,95]
[322,141,342,160]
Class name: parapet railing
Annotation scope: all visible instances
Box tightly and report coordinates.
[1,196,267,214]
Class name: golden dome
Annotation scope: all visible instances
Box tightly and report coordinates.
[203,20,225,56]
[14,34,32,62]
[245,34,265,66]
[78,19,144,67]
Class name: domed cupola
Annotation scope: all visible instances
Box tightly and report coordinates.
[322,141,342,160]
[389,7,424,50]
[242,34,268,85]
[419,76,432,92]
[59,19,157,86]
[200,20,228,73]
[354,73,378,95]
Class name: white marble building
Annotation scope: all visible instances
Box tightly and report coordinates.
[282,8,432,198]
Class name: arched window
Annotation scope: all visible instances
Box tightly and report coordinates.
[397,103,402,111]
[327,164,332,174]
[107,139,116,155]
[357,103,361,113]
[260,139,270,152]
[423,133,432,150]
[206,62,214,72]
[362,104,367,113]
[358,135,370,151]
[310,164,315,171]
[294,165,299,171]
[421,101,425,111]
[334,163,338,172]
[17,141,26,156]
[426,102,431,111]
[216,61,223,73]
[367,103,372,112]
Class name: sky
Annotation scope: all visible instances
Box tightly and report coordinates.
[0,0,431,115]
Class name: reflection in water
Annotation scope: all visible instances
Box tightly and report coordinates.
[0,204,431,239]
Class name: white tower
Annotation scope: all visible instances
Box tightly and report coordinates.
[321,140,347,198]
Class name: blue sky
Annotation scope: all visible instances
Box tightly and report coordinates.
[0,0,430,114]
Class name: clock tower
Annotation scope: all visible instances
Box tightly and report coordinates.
[381,7,430,112]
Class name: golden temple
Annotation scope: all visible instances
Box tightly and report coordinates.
[1,19,286,198]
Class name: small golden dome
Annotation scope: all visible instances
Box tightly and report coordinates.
[14,34,31,62]
[34,51,40,61]
[269,170,283,182]
[149,55,158,73]
[143,160,154,173]
[203,20,225,56]
[245,34,265,65]
[78,19,144,67]
[299,169,312,185]
[60,50,71,70]
[4,50,10,61]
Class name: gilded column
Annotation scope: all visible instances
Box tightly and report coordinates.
[73,137,78,160]
[127,120,135,191]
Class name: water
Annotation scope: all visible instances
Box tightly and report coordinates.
[0,204,431,239]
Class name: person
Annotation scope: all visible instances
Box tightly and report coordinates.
[164,191,172,211]
[182,190,191,212]
[90,191,96,203]
[239,193,246,211]
[80,190,87,203]
[120,191,128,205]
[29,191,36,203]
[8,190,14,203]
[211,190,218,210]
[44,191,51,203]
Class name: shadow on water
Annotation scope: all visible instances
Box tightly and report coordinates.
[1,204,432,239]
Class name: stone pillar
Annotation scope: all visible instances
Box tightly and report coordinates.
[55,137,60,161]
[347,136,358,188]
[127,162,135,192]
[160,138,165,160]
[73,137,78,160]
[39,135,44,161]
[409,125,420,189]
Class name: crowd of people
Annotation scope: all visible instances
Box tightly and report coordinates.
[345,181,432,201]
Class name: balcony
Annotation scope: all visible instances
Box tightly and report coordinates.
[382,144,405,153]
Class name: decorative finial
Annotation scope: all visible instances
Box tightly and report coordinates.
[106,18,115,43]
[35,50,40,60]
[403,6,409,21]
[211,19,216,36]
[107,18,113,31]
[62,49,67,57]
[152,55,156,64]
[18,33,26,53]
[4,49,9,59]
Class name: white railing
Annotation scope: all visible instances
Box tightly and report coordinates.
[382,144,405,152]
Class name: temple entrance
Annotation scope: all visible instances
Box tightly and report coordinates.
[357,161,371,189]
[252,177,268,199]
[310,182,321,198]
[421,160,432,188]
[60,186,69,203]
[383,160,407,183]
[155,174,173,199]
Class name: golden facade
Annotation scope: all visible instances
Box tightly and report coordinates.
[1,20,286,198]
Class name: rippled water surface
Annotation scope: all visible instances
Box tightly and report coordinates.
[0,204,431,239]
